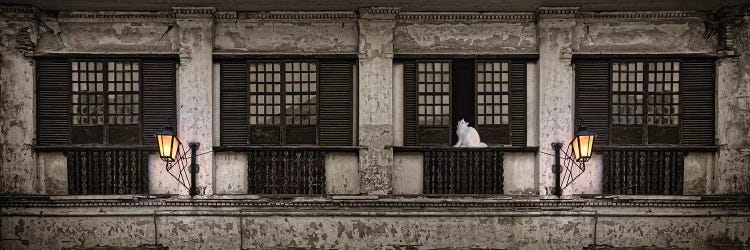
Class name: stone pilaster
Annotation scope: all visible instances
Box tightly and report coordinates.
[357,7,398,195]
[714,13,750,194]
[0,6,40,194]
[536,7,579,196]
[174,7,215,196]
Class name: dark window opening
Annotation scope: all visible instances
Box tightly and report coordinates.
[610,60,681,145]
[575,57,715,195]
[404,58,526,146]
[220,58,355,147]
[248,60,319,145]
[70,60,142,145]
[37,57,177,195]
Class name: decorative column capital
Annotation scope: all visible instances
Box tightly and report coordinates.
[358,7,400,20]
[0,4,39,19]
[172,7,216,19]
[537,7,579,19]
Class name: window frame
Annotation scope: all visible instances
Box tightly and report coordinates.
[415,59,453,145]
[608,58,683,146]
[68,58,144,146]
[405,58,523,146]
[246,59,321,146]
[474,59,513,145]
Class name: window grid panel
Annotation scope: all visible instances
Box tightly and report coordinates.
[417,61,451,126]
[248,62,283,125]
[71,61,105,126]
[611,61,644,125]
[476,61,510,125]
[284,62,318,125]
[647,61,680,126]
[106,61,141,125]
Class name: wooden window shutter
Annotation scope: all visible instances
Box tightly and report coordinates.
[403,61,418,146]
[575,60,610,146]
[509,61,527,146]
[318,59,354,146]
[680,58,715,145]
[220,61,249,146]
[141,59,177,145]
[36,58,72,145]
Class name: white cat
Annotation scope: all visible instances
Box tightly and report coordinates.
[453,119,488,148]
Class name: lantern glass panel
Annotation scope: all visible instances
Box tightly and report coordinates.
[156,133,180,162]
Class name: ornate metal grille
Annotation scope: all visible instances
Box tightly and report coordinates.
[66,148,149,195]
[423,149,504,194]
[247,149,326,194]
[603,148,685,195]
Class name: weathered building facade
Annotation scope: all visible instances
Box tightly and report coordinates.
[1,1,749,249]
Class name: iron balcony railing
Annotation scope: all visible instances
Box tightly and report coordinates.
[65,147,151,195]
[602,148,688,195]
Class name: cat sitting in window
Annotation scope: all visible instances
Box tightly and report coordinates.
[453,119,488,148]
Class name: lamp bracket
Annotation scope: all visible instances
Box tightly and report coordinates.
[164,143,193,193]
[552,141,588,193]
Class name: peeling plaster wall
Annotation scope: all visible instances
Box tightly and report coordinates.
[37,19,179,53]
[715,32,750,194]
[0,16,38,194]
[149,154,185,195]
[537,12,576,196]
[214,20,357,54]
[175,10,214,196]
[572,18,714,54]
[684,152,713,195]
[214,152,248,194]
[37,152,67,195]
[242,214,595,249]
[326,152,360,194]
[357,11,396,194]
[596,216,750,249]
[157,215,241,249]
[504,152,537,195]
[394,20,537,54]
[1,216,155,249]
[4,208,749,249]
[392,152,423,194]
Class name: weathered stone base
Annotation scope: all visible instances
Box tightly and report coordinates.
[2,203,748,249]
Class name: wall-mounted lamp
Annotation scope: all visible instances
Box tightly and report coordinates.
[155,126,202,196]
[551,124,597,196]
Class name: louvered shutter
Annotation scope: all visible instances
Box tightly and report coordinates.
[220,61,249,146]
[403,61,418,146]
[510,61,527,146]
[36,58,71,145]
[575,60,610,146]
[318,59,354,146]
[680,58,715,145]
[141,59,177,145]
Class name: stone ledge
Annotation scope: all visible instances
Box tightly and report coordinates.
[2,195,749,208]
[3,208,750,217]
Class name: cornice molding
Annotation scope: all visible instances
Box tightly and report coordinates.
[56,11,176,19]
[172,7,215,18]
[398,12,535,21]
[0,5,38,19]
[576,11,703,20]
[359,7,400,20]
[233,11,357,20]
[537,7,579,19]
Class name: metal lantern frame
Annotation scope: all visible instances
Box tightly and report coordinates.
[155,126,201,196]
[551,123,598,196]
